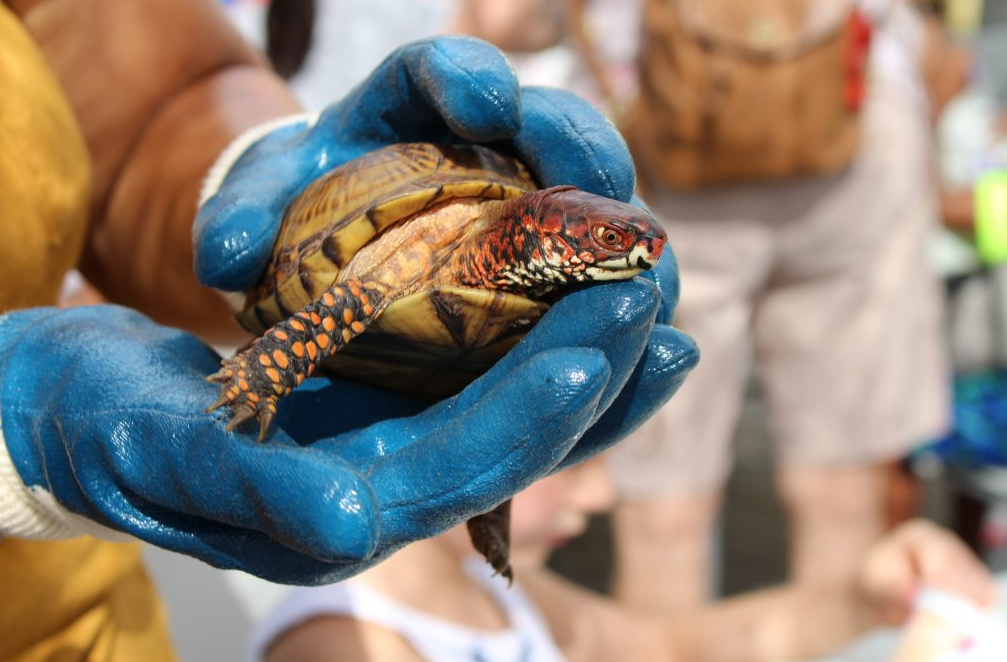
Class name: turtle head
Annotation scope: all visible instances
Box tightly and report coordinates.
[458,186,666,293]
[521,186,666,283]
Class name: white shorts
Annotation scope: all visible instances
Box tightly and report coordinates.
[609,87,950,497]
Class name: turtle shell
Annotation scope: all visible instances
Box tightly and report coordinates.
[238,143,549,398]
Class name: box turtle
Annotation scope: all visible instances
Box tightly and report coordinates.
[207,142,666,580]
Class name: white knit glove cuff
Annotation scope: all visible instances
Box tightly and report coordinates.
[197,112,320,314]
[0,411,131,542]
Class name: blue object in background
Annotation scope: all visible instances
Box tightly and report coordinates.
[922,370,1007,467]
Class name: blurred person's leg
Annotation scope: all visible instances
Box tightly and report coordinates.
[885,459,924,529]
[608,191,773,612]
[610,491,722,610]
[776,462,891,583]
[778,459,923,583]
[758,82,949,585]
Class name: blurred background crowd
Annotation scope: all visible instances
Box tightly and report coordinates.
[51,0,1007,659]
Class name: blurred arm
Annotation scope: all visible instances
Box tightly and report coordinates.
[528,520,994,662]
[661,584,872,662]
[523,568,870,662]
[7,0,300,343]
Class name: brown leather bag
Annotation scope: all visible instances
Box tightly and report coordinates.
[622,0,870,190]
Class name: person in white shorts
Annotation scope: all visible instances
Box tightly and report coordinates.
[607,0,950,611]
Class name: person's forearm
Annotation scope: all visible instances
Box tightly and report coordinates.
[10,0,301,342]
[665,583,875,662]
[93,66,300,343]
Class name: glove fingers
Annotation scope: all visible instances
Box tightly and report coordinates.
[313,348,611,544]
[450,278,660,422]
[90,495,368,585]
[193,119,324,291]
[557,324,699,469]
[508,87,636,202]
[371,349,611,545]
[637,250,681,325]
[97,420,382,561]
[314,37,521,148]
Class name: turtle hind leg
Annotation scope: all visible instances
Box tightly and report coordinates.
[208,278,390,441]
[467,499,513,585]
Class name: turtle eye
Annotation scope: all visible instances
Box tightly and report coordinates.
[593,224,629,250]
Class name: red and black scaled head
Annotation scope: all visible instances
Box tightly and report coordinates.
[509,185,666,286]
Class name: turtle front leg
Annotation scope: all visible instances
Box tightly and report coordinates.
[208,278,390,441]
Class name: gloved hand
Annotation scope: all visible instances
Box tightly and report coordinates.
[0,292,694,584]
[0,36,697,585]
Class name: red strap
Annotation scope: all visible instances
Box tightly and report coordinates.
[844,10,872,111]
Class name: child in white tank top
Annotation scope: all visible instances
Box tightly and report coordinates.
[249,456,997,662]
[249,457,613,662]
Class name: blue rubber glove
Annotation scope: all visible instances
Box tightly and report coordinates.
[0,36,696,585]
[0,294,694,584]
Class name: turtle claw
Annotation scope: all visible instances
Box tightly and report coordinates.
[205,394,231,413]
[224,406,256,433]
[207,361,281,442]
[257,410,275,443]
[206,366,232,383]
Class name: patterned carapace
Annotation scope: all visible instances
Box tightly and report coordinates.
[207,142,665,581]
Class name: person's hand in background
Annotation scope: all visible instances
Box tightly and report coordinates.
[857,519,997,626]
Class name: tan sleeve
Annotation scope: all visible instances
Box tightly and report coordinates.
[0,538,179,662]
[0,1,89,312]
[9,0,303,343]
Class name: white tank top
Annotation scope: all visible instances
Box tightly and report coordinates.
[247,558,567,662]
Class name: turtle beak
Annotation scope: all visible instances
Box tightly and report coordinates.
[630,229,666,270]
[591,231,666,276]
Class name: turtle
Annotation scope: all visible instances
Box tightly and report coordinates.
[207,142,666,581]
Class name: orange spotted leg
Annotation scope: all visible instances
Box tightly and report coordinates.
[207,278,390,441]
